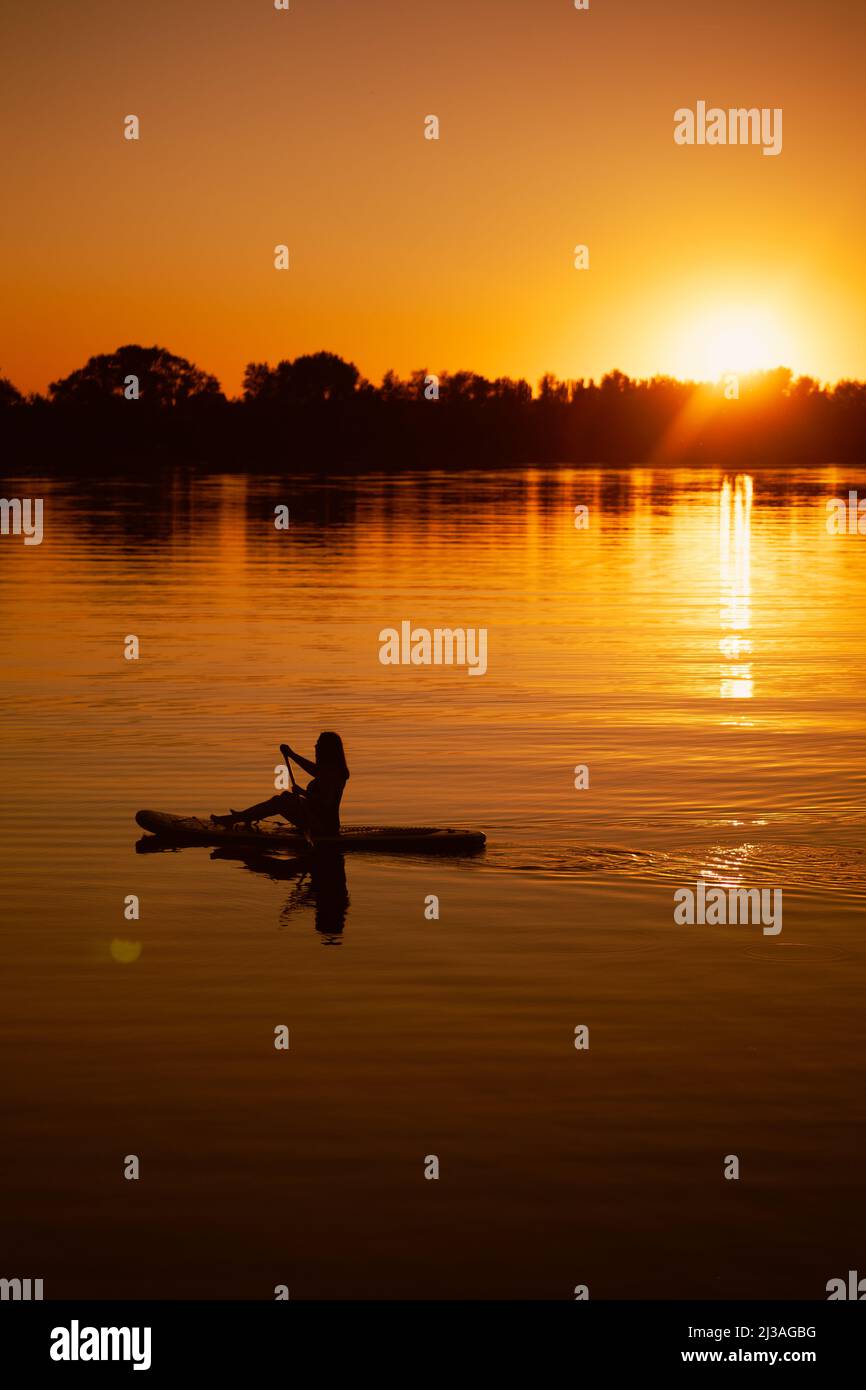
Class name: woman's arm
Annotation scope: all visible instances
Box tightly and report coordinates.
[281,745,317,777]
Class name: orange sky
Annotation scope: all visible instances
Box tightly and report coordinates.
[2,0,864,396]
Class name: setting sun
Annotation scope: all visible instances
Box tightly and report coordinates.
[672,304,794,381]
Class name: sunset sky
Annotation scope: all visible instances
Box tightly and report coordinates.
[2,0,864,396]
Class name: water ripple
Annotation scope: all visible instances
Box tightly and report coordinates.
[492,839,866,902]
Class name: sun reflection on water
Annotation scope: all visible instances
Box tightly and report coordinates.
[719,474,754,705]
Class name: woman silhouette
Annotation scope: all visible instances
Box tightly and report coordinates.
[212,732,349,838]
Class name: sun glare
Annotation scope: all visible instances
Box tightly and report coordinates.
[674,305,793,382]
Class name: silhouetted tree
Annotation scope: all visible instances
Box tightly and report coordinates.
[790,376,820,401]
[242,361,279,402]
[289,352,359,403]
[0,376,23,406]
[600,369,632,396]
[832,380,866,405]
[379,369,414,401]
[493,376,532,403]
[538,372,569,403]
[49,345,222,406]
[243,352,360,404]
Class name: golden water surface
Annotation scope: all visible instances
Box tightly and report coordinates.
[1,466,864,1298]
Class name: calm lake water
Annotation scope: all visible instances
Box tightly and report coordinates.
[2,465,865,1299]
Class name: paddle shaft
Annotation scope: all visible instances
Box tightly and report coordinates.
[283,747,300,792]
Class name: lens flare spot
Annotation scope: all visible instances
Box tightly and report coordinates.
[110,938,143,964]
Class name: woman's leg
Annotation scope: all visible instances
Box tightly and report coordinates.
[212,791,308,829]
[273,791,309,830]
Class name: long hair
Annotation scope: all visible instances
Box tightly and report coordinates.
[315,731,349,778]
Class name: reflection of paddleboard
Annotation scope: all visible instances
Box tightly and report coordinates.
[135,810,486,854]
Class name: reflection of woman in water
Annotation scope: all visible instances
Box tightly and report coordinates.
[212,732,349,836]
[283,850,350,939]
[211,847,351,941]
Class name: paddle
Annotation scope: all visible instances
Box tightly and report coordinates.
[280,744,300,792]
[281,744,314,847]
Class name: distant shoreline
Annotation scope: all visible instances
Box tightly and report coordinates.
[2,404,863,472]
[2,454,857,478]
[3,348,865,470]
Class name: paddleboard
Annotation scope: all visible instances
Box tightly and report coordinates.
[135,810,485,854]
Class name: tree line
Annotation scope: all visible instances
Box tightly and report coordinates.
[2,344,865,467]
